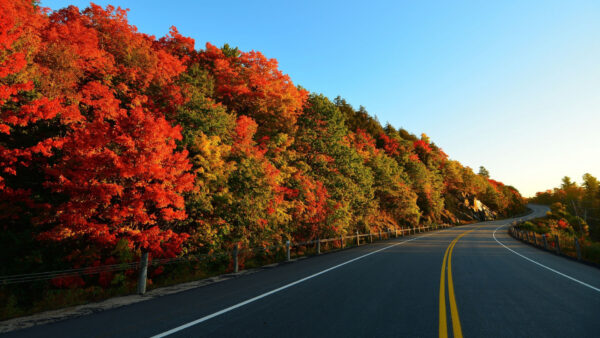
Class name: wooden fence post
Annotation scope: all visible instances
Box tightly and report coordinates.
[543,234,548,250]
[317,238,321,254]
[356,231,360,246]
[575,238,582,261]
[137,251,149,295]
[286,240,291,261]
[233,244,239,273]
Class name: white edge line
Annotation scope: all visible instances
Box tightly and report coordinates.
[492,223,600,293]
[151,230,443,337]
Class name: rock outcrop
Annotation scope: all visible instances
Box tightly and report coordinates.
[444,192,497,223]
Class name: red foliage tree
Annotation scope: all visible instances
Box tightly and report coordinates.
[379,133,401,157]
[0,0,82,221]
[42,87,194,257]
[348,129,379,160]
[487,178,505,191]
[199,43,308,136]
[288,172,330,241]
[28,4,194,259]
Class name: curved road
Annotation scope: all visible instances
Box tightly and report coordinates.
[4,204,600,337]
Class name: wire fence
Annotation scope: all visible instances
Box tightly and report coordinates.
[508,221,600,266]
[0,251,231,285]
[0,224,451,286]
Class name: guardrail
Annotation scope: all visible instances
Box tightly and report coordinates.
[508,221,584,261]
[0,224,453,295]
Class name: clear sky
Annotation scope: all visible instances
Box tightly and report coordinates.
[41,0,600,197]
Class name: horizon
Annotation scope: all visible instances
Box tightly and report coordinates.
[42,0,600,196]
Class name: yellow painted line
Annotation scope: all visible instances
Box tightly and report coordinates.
[439,227,480,338]
[448,234,465,338]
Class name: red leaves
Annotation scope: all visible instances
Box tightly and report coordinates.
[288,172,330,240]
[412,139,434,163]
[0,0,81,225]
[348,129,379,160]
[557,219,569,230]
[487,178,505,191]
[200,43,308,135]
[51,275,85,289]
[125,227,190,258]
[379,133,401,157]
[233,115,259,154]
[413,139,432,153]
[0,2,195,259]
[158,26,195,61]
[42,97,194,256]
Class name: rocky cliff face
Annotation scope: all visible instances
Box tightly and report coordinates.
[444,192,497,224]
[468,197,497,221]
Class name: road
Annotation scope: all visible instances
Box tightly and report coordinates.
[4,204,600,337]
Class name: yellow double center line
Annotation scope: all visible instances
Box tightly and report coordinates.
[439,227,480,338]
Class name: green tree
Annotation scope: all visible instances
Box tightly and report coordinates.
[295,94,375,234]
[368,153,420,226]
[478,166,490,178]
[582,173,599,200]
[561,176,577,189]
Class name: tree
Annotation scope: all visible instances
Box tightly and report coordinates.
[0,0,73,223]
[295,94,375,234]
[582,173,599,200]
[478,166,490,178]
[334,97,384,139]
[561,176,576,189]
[199,43,308,136]
[367,152,420,227]
[35,4,195,259]
[41,85,195,258]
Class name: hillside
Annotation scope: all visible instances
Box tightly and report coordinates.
[0,0,525,294]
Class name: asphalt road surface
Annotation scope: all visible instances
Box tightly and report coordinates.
[4,204,600,337]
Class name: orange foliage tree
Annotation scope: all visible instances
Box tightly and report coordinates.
[199,43,308,136]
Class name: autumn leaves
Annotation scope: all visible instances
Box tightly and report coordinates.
[0,1,525,288]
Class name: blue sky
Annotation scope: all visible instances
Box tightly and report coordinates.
[42,0,600,196]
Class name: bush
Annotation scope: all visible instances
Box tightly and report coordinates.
[582,241,600,264]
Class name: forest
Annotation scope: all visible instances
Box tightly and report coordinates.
[0,0,525,315]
